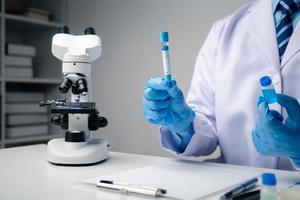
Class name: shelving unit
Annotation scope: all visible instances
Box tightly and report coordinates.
[5,13,63,27]
[5,133,63,145]
[0,0,68,148]
[5,77,61,84]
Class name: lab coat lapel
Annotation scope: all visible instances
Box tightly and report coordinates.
[245,0,280,70]
[281,23,300,67]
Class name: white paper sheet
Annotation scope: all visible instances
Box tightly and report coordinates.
[84,160,260,200]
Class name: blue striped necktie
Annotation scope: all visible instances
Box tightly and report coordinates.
[276,0,300,60]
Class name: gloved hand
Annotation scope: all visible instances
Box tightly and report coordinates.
[252,94,300,167]
[143,77,195,150]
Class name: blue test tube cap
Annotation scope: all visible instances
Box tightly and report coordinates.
[160,32,169,42]
[260,76,272,87]
[262,173,277,186]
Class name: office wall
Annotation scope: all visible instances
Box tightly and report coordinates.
[67,0,249,157]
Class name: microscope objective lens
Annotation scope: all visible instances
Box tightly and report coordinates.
[59,78,73,93]
[77,78,88,95]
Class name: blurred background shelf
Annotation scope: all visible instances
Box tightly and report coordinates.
[4,13,63,28]
[4,133,64,145]
[0,0,67,148]
[5,77,62,84]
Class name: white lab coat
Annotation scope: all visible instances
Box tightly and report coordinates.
[160,0,300,170]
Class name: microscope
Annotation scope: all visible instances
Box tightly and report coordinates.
[40,26,109,165]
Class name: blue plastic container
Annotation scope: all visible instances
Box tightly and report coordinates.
[260,76,277,104]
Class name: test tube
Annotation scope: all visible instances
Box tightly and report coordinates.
[260,76,277,104]
[261,173,278,200]
[160,32,172,86]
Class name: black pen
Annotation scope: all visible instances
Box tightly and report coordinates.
[220,178,258,199]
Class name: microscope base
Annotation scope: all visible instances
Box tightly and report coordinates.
[46,138,110,165]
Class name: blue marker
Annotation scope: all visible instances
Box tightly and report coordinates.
[160,32,172,86]
[260,76,277,104]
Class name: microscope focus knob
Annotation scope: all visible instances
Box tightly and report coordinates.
[89,114,108,130]
[98,117,108,128]
[51,114,68,130]
[84,27,96,35]
[51,115,61,125]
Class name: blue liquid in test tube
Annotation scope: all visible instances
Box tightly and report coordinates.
[260,76,277,104]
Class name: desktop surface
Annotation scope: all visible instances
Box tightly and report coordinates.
[0,144,167,200]
[0,144,299,200]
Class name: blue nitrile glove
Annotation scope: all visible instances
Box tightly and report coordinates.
[252,94,300,167]
[143,77,195,151]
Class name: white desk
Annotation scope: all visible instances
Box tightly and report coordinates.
[0,144,299,200]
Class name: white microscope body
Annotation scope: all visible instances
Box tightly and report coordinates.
[42,27,109,165]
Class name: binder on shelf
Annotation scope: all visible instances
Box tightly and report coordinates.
[6,92,45,103]
[6,103,47,114]
[6,124,48,138]
[6,43,36,57]
[5,55,33,67]
[27,7,51,16]
[5,67,33,78]
[24,12,49,21]
[6,114,48,126]
[8,7,51,22]
[25,7,51,21]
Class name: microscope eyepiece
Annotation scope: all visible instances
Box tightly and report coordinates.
[84,27,96,35]
[58,26,70,34]
[77,78,88,96]
[59,78,73,93]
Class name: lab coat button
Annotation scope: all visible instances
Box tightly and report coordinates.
[272,76,280,84]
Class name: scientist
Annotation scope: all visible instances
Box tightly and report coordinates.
[143,0,300,170]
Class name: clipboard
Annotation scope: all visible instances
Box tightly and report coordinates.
[85,160,260,200]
